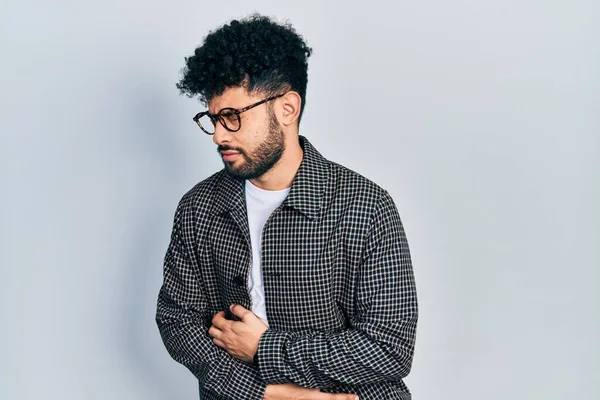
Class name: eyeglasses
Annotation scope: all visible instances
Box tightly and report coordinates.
[193,93,284,135]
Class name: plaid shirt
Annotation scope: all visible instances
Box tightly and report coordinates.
[156,135,418,399]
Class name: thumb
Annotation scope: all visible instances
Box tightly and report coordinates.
[229,304,250,319]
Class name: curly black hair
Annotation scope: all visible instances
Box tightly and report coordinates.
[177,14,313,123]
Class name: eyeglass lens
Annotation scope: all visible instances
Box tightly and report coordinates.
[197,109,240,134]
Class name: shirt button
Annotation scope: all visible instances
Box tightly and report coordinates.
[233,276,245,287]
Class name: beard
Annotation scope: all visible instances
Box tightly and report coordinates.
[218,110,286,180]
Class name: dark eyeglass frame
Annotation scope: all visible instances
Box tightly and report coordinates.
[193,93,285,135]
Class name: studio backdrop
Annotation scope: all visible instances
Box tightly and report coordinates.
[1,1,598,399]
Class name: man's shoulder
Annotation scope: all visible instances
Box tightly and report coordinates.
[326,161,402,231]
[176,169,227,213]
[328,160,390,204]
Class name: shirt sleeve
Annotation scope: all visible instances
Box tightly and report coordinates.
[256,190,418,388]
[156,200,267,400]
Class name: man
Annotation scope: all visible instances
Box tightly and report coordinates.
[156,14,418,400]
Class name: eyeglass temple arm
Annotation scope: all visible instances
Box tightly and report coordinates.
[235,94,284,114]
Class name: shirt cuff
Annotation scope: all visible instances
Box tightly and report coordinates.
[256,329,290,384]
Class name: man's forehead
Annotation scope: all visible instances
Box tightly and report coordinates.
[208,86,256,113]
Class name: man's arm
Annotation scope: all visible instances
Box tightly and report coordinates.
[256,190,418,388]
[155,200,267,400]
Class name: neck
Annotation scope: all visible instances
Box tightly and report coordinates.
[249,134,303,191]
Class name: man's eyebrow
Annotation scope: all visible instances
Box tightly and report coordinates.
[209,104,235,115]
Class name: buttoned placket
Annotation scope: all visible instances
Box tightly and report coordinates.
[226,204,254,312]
[257,203,285,322]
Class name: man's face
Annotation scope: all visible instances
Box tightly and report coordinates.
[209,86,286,180]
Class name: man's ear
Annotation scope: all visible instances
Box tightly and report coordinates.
[278,91,302,127]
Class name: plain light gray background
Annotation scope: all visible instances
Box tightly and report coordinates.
[1,0,598,399]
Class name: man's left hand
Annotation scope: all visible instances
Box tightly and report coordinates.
[208,304,268,363]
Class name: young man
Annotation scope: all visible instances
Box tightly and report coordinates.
[156,14,418,400]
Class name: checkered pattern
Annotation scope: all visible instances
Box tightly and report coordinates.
[156,135,418,399]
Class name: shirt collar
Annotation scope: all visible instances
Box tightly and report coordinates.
[211,135,330,220]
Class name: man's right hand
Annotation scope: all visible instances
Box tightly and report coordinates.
[264,384,358,400]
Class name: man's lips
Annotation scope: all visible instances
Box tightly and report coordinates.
[220,151,241,162]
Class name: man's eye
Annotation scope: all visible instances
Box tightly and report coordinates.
[221,111,237,122]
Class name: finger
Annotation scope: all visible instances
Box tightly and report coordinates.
[330,394,358,400]
[229,304,251,320]
[211,312,230,329]
[317,391,359,400]
[207,326,222,339]
[212,337,227,349]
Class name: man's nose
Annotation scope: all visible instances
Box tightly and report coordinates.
[212,122,234,146]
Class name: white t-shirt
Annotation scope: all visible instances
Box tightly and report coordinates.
[244,180,291,327]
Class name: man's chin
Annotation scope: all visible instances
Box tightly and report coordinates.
[224,164,250,180]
